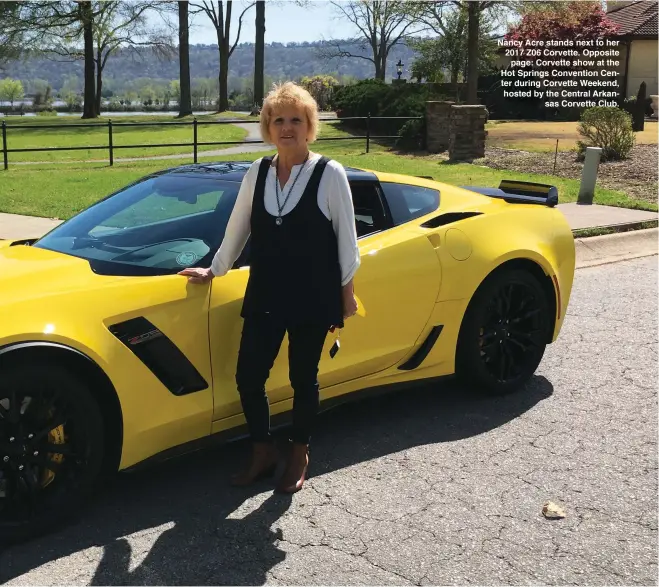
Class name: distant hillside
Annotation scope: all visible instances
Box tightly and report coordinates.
[2,39,421,94]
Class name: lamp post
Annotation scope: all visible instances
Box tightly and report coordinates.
[396,59,404,80]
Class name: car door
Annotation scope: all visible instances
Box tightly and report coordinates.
[315,180,442,390]
[208,179,442,423]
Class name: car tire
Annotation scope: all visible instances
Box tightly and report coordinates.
[0,362,105,544]
[456,268,551,395]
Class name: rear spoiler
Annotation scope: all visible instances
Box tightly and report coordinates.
[461,180,558,207]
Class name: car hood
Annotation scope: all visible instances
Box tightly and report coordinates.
[0,241,125,305]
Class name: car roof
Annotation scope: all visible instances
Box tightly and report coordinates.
[154,161,378,183]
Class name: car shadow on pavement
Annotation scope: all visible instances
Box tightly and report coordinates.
[0,375,553,585]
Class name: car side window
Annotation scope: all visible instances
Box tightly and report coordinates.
[348,181,387,238]
[379,182,440,226]
[234,181,388,268]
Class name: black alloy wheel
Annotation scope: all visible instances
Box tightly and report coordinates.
[0,363,105,544]
[456,268,551,395]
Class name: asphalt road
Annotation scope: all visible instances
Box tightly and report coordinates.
[1,256,657,586]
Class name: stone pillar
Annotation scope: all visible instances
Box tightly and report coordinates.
[449,105,488,161]
[425,101,454,153]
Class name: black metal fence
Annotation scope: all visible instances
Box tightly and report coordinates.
[0,115,423,170]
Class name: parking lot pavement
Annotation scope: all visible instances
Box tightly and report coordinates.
[0,255,657,585]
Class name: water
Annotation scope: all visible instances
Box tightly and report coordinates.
[0,110,249,118]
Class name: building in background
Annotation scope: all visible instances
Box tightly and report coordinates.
[606,0,658,98]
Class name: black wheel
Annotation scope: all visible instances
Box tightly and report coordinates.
[456,268,551,395]
[0,363,105,544]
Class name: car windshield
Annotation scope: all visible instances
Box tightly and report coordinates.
[33,173,241,276]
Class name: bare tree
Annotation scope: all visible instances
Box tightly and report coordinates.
[318,1,424,80]
[49,2,174,115]
[190,1,255,112]
[91,2,173,115]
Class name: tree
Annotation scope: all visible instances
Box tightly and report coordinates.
[0,78,25,107]
[410,3,497,85]
[1,1,98,115]
[406,0,507,102]
[190,1,255,112]
[178,1,192,116]
[505,1,620,42]
[253,0,265,112]
[89,2,173,115]
[0,2,23,68]
[78,1,96,118]
[319,1,423,80]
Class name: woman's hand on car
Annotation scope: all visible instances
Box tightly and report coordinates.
[178,267,215,284]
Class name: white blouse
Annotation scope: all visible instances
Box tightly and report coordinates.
[210,153,361,286]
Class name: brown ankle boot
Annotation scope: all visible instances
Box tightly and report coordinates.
[275,443,309,494]
[230,441,278,486]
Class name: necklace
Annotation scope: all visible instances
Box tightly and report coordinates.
[274,153,309,226]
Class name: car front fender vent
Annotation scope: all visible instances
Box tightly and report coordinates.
[420,212,482,229]
[108,317,208,396]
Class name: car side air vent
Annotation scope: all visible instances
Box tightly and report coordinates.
[420,211,482,228]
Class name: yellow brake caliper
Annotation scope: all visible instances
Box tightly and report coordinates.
[40,424,66,488]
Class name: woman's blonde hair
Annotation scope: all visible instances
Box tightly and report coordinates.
[260,81,319,144]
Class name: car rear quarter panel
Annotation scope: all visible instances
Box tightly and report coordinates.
[414,203,574,341]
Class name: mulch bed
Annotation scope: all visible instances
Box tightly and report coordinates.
[473,144,658,205]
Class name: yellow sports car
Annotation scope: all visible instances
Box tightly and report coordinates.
[0,161,575,542]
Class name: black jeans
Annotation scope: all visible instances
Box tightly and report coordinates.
[235,313,329,445]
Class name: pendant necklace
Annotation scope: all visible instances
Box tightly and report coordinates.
[274,153,309,226]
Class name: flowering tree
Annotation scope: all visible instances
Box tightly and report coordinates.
[300,75,339,112]
[505,1,619,42]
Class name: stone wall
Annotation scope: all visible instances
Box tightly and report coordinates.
[426,101,487,162]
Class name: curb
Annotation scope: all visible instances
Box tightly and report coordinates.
[572,219,658,239]
[574,227,658,269]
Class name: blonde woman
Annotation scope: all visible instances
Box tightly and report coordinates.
[179,82,360,493]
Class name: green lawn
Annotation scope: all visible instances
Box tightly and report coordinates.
[1,147,653,221]
[1,113,248,163]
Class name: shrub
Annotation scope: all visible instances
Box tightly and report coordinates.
[577,106,635,161]
[333,79,441,148]
[333,79,388,119]
[621,95,653,118]
[395,118,426,151]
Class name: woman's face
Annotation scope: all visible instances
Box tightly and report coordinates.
[268,105,309,152]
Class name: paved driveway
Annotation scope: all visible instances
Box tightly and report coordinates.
[1,256,657,585]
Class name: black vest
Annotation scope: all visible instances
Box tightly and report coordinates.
[241,155,344,328]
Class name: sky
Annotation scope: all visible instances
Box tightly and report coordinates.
[185,1,354,45]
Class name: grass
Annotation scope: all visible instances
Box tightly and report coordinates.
[486,120,659,152]
[1,145,653,221]
[1,113,248,163]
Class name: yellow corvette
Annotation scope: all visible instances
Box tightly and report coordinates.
[0,161,575,542]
